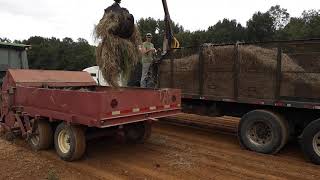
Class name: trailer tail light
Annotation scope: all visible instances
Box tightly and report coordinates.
[275,102,285,106]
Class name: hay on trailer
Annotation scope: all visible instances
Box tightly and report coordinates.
[202,45,304,73]
[173,54,199,72]
[160,44,320,99]
[160,54,199,94]
[202,45,320,98]
[202,45,235,71]
[173,55,199,94]
[160,54,199,71]
[94,1,141,87]
[239,45,305,72]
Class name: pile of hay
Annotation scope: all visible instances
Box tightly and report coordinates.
[202,45,305,73]
[159,54,200,94]
[159,44,320,99]
[202,45,316,98]
[94,0,141,87]
[173,54,199,72]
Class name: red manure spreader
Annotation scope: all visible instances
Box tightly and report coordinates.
[0,69,181,161]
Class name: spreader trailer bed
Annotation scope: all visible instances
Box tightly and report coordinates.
[0,69,181,161]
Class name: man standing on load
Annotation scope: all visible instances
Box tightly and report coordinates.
[140,33,156,88]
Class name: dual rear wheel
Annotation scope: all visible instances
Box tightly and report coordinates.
[301,119,320,165]
[238,109,320,165]
[238,110,289,154]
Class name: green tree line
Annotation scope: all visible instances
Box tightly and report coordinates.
[1,36,96,71]
[1,5,319,70]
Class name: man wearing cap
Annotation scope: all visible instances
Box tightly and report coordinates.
[140,33,156,87]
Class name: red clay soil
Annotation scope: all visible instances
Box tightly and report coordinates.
[0,114,319,180]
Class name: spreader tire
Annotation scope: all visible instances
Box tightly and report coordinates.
[124,121,152,144]
[54,123,86,161]
[29,120,53,151]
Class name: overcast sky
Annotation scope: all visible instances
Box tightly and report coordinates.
[0,0,319,44]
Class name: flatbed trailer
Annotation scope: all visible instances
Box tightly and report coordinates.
[158,39,320,164]
[0,69,181,161]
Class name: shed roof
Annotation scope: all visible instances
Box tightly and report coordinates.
[0,42,30,50]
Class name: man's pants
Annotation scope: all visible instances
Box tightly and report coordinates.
[140,62,151,88]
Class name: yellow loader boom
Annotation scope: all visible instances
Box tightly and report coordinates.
[162,0,180,52]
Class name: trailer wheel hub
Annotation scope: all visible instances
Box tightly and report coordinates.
[313,131,320,156]
[58,129,71,154]
[30,135,40,146]
[248,122,272,145]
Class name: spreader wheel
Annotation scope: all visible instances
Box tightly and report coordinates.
[29,120,53,151]
[124,121,152,144]
[54,123,86,161]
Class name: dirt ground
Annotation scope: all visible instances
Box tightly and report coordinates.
[0,114,319,180]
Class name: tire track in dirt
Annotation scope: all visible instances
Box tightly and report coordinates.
[38,151,121,180]
[154,122,320,180]
[0,139,94,180]
[1,114,320,180]
[146,134,290,179]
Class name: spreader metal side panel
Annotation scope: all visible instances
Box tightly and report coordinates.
[6,69,96,87]
[13,86,181,128]
[96,87,181,127]
[13,86,103,126]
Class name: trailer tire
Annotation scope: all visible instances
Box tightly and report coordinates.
[124,121,152,144]
[54,123,86,161]
[29,120,53,151]
[238,110,289,154]
[301,119,320,165]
